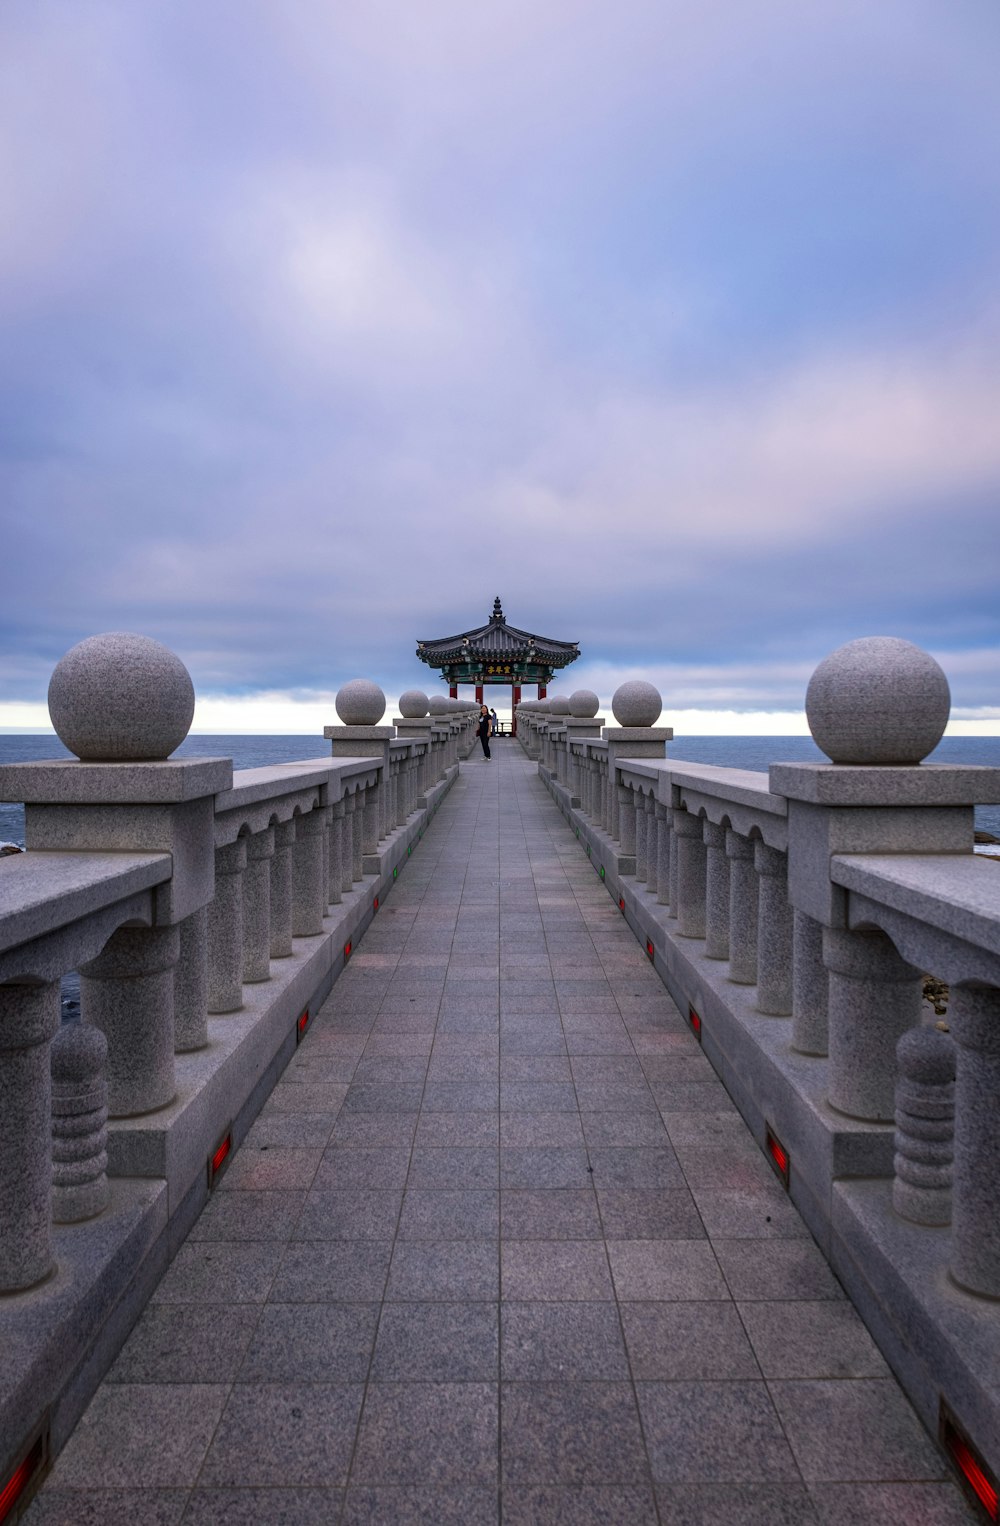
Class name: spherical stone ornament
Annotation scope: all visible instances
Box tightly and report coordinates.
[569,689,600,718]
[806,637,950,765]
[48,632,195,761]
[548,695,571,714]
[335,679,386,726]
[428,696,450,715]
[398,689,429,718]
[611,680,662,728]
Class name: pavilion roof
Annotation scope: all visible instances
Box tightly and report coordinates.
[416,597,579,669]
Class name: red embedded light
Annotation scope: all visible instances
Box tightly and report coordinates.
[941,1403,999,1520]
[688,1007,702,1040]
[618,897,625,911]
[646,940,655,961]
[296,1009,310,1043]
[344,940,352,960]
[208,1129,232,1187]
[373,896,379,912]
[765,1123,790,1188]
[0,1429,47,1525]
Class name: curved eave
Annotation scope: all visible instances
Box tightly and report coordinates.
[417,621,579,667]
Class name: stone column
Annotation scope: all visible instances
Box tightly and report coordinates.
[791,910,828,1055]
[618,785,636,854]
[634,792,648,882]
[328,799,344,905]
[673,809,707,939]
[269,818,295,958]
[174,906,209,1051]
[823,926,922,1121]
[667,810,679,918]
[81,922,180,1115]
[754,841,793,1016]
[726,829,758,984]
[0,979,60,1292]
[341,794,356,892]
[207,838,246,1012]
[703,819,730,960]
[51,1022,109,1223]
[293,808,327,937]
[363,782,380,855]
[655,802,671,906]
[352,791,364,882]
[949,984,1000,1298]
[243,825,274,982]
[892,1026,954,1228]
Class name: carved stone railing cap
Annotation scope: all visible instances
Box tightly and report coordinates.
[770,761,1000,807]
[0,757,232,804]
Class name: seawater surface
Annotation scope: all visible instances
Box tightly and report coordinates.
[2,731,999,847]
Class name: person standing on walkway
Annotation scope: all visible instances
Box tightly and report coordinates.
[477,704,492,759]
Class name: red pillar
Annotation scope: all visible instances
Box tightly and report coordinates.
[449,684,458,699]
[538,683,547,700]
[512,685,521,737]
[475,684,484,705]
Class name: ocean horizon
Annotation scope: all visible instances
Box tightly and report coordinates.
[3,732,999,849]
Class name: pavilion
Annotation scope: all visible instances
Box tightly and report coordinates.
[416,597,580,731]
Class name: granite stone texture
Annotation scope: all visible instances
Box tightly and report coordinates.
[47,632,196,762]
[804,636,950,765]
[22,742,978,1523]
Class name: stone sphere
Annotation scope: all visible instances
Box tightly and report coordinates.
[335,679,386,726]
[398,689,429,718]
[611,680,662,728]
[428,695,450,715]
[548,694,571,714]
[569,689,600,718]
[806,637,950,765]
[48,632,195,761]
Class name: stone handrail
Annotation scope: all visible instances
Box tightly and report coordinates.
[520,669,1000,1484]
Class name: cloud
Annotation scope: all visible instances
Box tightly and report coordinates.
[1,0,999,723]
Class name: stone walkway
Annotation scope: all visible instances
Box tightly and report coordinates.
[28,744,976,1524]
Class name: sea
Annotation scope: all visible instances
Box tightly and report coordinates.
[2,731,999,850]
[3,732,998,1023]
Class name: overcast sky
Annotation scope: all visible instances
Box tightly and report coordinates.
[2,1,999,732]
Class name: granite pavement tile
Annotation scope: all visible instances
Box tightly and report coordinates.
[23,1491,188,1525]
[107,1303,260,1384]
[501,1381,649,1486]
[654,1483,821,1525]
[414,1109,500,1146]
[739,1299,891,1379]
[807,1482,979,1525]
[47,1385,228,1489]
[215,1145,323,1192]
[235,1301,379,1382]
[153,1241,283,1304]
[398,1187,499,1240]
[608,1239,729,1301]
[341,1486,499,1524]
[242,1111,339,1149]
[270,1238,393,1302]
[292,1187,402,1240]
[187,1189,307,1242]
[386,1238,499,1300]
[621,1301,761,1380]
[637,1380,800,1484]
[371,1300,498,1381]
[500,1188,603,1240]
[407,1144,499,1189]
[179,1489,345,1525]
[500,1112,586,1147]
[596,1187,704,1239]
[351,1382,498,1486]
[502,1240,614,1301]
[501,1300,629,1380]
[500,1146,592,1189]
[198,1383,364,1486]
[327,1110,418,1147]
[769,1380,950,1482]
[501,1485,658,1524]
[313,1145,412,1189]
[714,1239,846,1301]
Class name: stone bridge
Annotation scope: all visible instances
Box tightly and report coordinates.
[1,634,998,1523]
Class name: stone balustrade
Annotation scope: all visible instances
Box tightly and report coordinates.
[520,638,1000,1482]
[0,646,468,1491]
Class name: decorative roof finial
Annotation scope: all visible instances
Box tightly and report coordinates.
[492,596,504,622]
